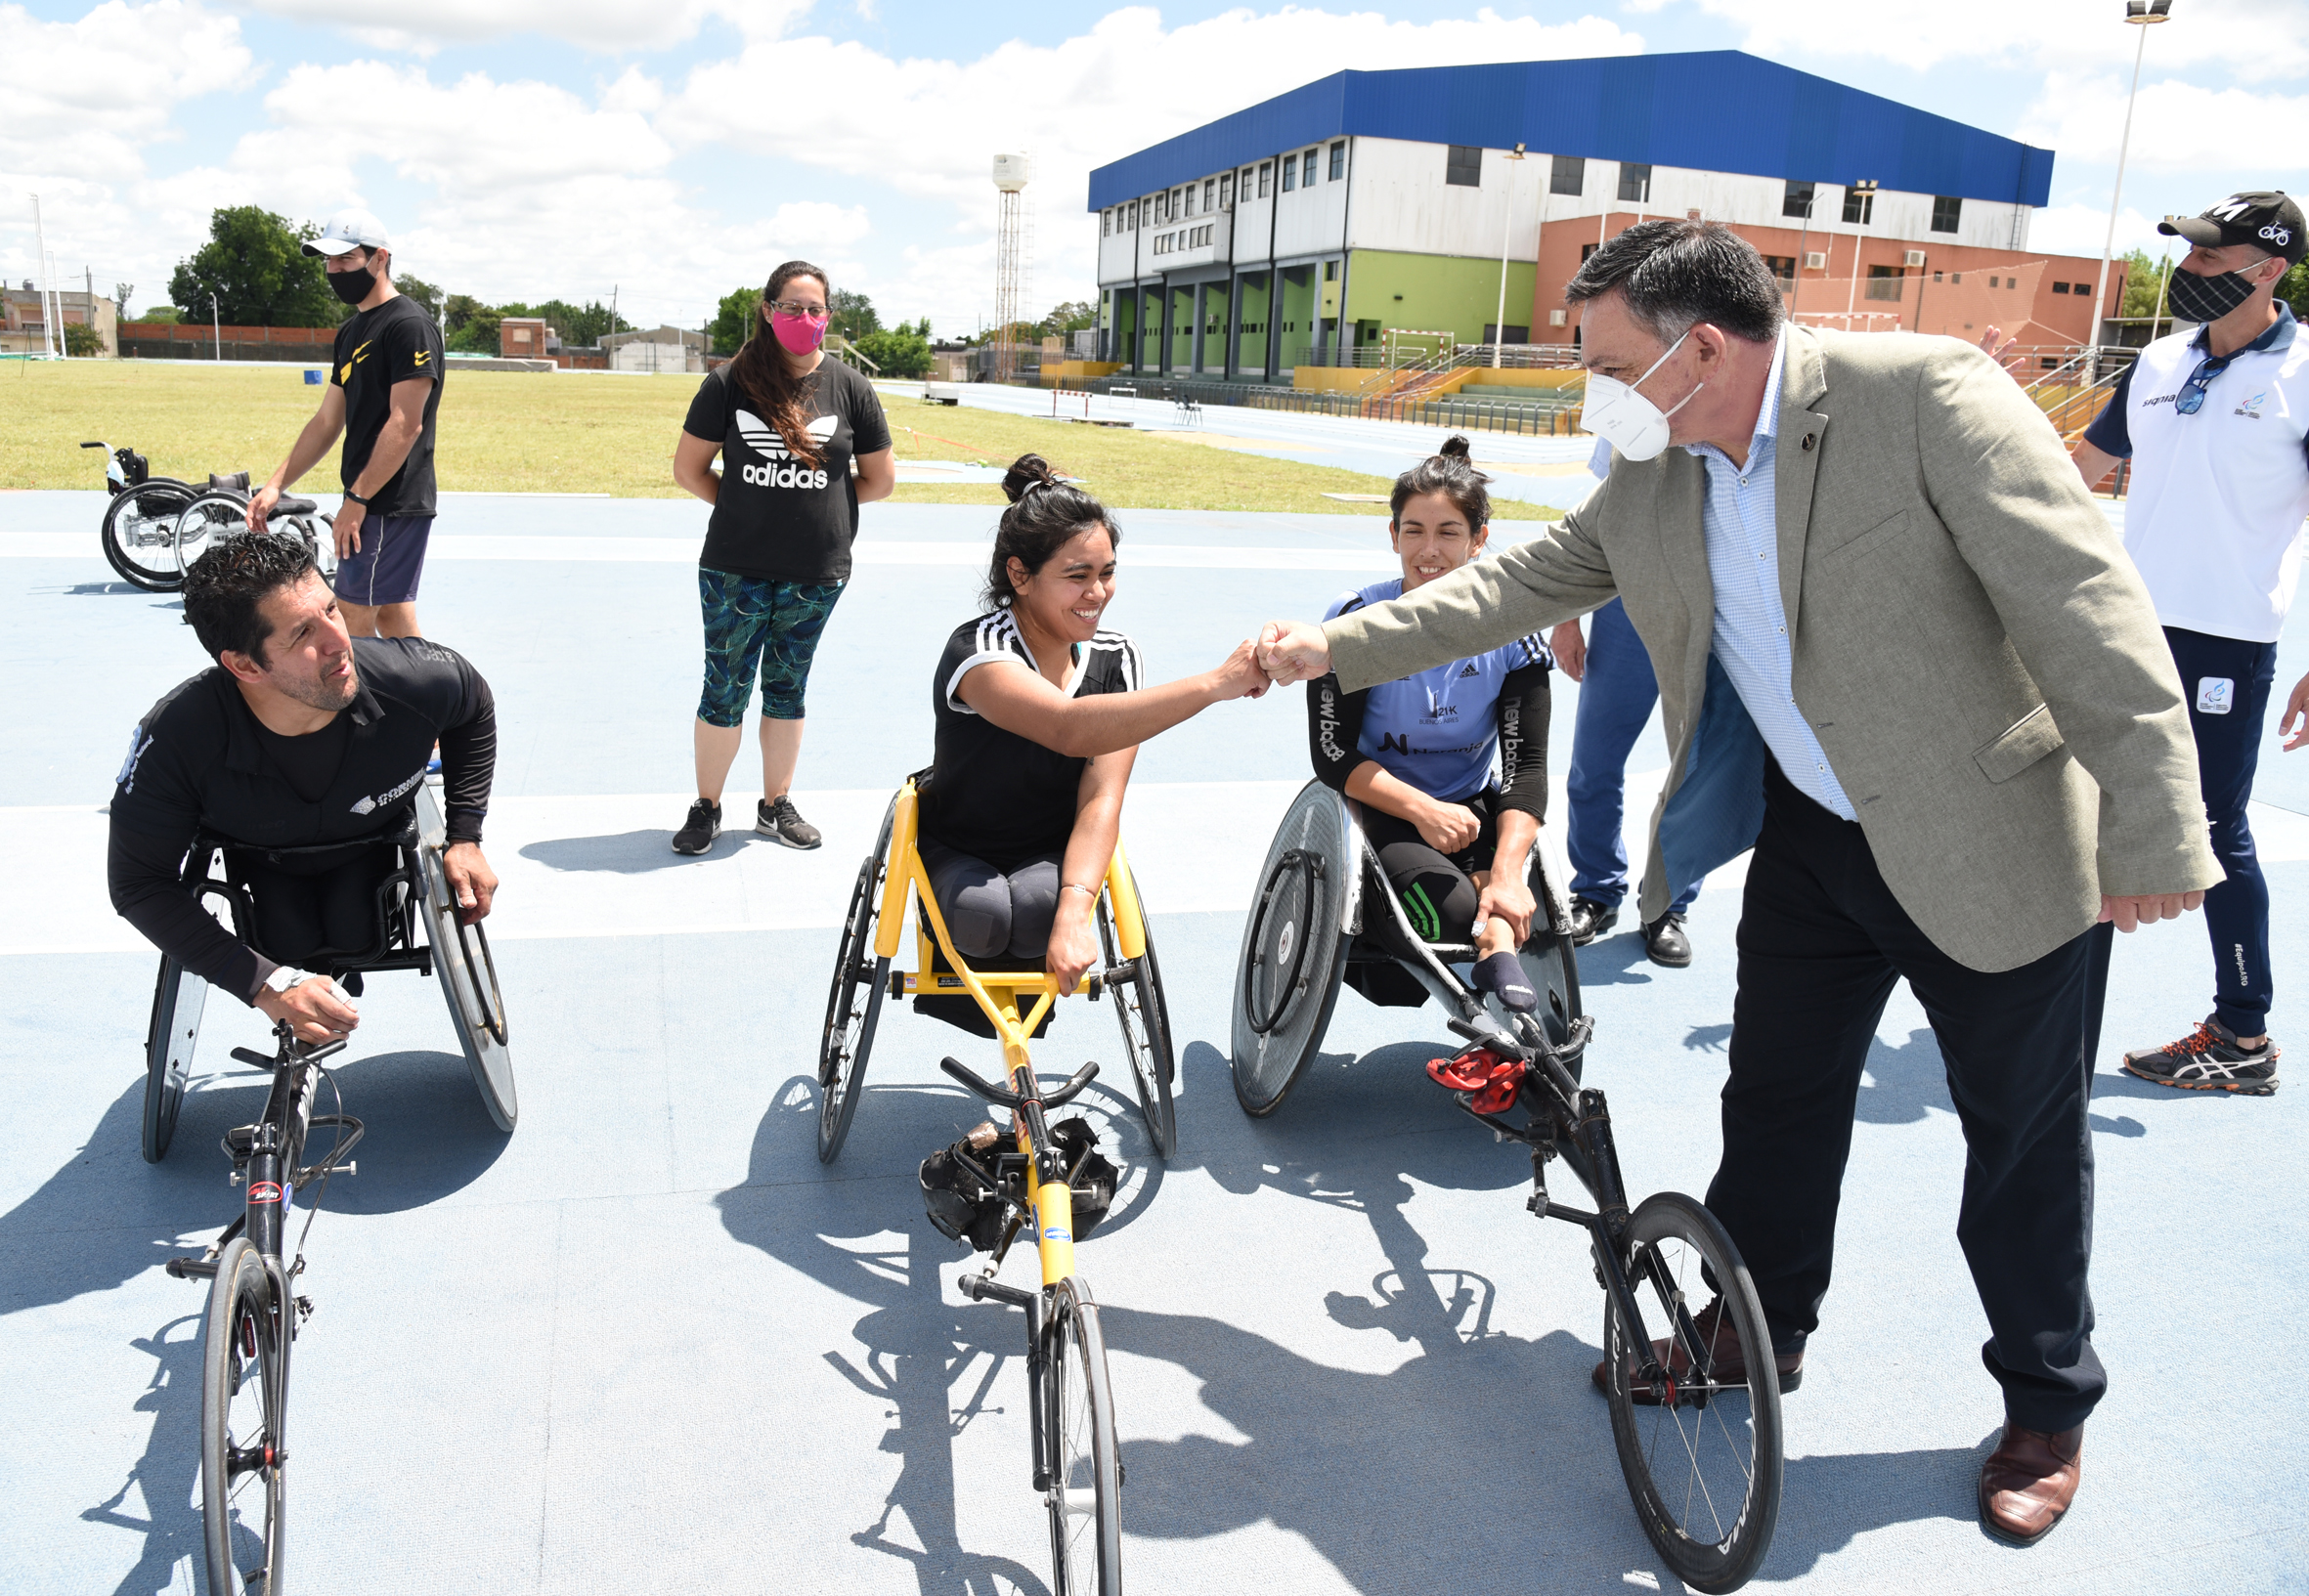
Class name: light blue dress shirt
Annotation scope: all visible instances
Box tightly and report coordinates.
[1683,331,1857,820]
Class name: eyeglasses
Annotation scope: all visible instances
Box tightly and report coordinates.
[767,301,830,322]
[2175,352,2235,415]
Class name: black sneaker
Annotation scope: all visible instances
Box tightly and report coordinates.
[757,795,822,849]
[2123,1014,2279,1095]
[672,798,721,855]
[1568,896,1619,946]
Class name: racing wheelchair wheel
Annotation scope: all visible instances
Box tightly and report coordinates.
[102,479,199,591]
[414,784,517,1132]
[1231,782,1354,1116]
[817,793,898,1163]
[142,954,207,1162]
[1044,1275,1123,1595]
[200,1235,286,1596]
[1094,874,1175,1158]
[1602,1191,1783,1594]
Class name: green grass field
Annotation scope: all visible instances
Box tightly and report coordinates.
[0,360,1555,518]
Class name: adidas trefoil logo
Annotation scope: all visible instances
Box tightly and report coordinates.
[734,410,837,489]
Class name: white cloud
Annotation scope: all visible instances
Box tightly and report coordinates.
[240,0,811,54]
[2017,71,2309,174]
[2026,201,2169,260]
[0,0,250,181]
[1627,0,2309,84]
[658,6,1647,329]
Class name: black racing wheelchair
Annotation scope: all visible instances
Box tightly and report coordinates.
[141,778,515,1164]
[1230,781,1783,1592]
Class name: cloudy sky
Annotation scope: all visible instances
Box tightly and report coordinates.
[3,0,2303,336]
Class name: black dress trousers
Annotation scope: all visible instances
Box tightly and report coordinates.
[1705,759,2114,1433]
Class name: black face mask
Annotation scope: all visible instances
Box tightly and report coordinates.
[327,264,376,306]
[2166,265,2260,326]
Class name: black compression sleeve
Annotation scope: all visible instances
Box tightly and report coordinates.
[1308,673,1371,795]
[437,670,496,844]
[1496,662,1551,821]
[109,826,262,1000]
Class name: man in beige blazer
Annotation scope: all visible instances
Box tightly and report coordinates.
[1257,221,2219,1546]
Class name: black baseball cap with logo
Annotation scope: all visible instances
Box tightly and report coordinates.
[2159,191,2306,269]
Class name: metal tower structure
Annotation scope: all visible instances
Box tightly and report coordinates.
[991,152,1032,384]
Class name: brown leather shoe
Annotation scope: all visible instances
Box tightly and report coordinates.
[1978,1423,2083,1546]
[1589,1297,1804,1404]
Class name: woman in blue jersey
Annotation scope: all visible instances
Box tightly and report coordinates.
[1305,436,1553,1010]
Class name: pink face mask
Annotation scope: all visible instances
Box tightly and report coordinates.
[770,310,827,355]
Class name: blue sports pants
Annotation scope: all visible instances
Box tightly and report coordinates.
[1565,598,1703,916]
[2164,625,2280,1037]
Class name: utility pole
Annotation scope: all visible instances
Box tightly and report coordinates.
[210,293,221,363]
[2089,2,2172,378]
[1493,144,1527,368]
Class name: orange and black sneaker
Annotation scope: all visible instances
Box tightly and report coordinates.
[2122,1014,2279,1096]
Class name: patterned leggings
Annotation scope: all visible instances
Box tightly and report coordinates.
[696,568,846,726]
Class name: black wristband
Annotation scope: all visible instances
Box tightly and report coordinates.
[343,488,372,506]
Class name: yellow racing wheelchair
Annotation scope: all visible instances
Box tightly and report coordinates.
[818,768,1152,1593]
[816,769,1176,1165]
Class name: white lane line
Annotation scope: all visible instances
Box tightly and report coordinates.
[0,534,1395,572]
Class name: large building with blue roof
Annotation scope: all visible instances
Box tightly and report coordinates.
[1087,51,2119,382]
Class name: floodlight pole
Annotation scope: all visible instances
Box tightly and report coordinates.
[31,193,59,359]
[2089,2,2171,379]
[210,294,221,363]
[1494,144,1527,368]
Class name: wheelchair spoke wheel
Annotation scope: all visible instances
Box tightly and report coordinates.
[1602,1192,1782,1594]
[171,491,248,582]
[818,798,896,1163]
[1044,1276,1122,1596]
[1096,882,1175,1158]
[1231,782,1352,1117]
[412,785,517,1132]
[101,480,197,591]
[201,1237,286,1596]
[143,955,205,1163]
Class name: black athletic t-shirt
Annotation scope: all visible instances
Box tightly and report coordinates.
[330,294,445,517]
[921,612,1144,874]
[108,635,497,1000]
[682,358,892,582]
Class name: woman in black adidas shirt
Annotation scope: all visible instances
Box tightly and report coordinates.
[924,454,1269,993]
[672,259,895,856]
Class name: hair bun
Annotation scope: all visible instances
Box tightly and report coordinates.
[1436,434,1474,462]
[1001,453,1059,504]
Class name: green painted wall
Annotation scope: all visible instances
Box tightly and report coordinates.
[1344,248,1540,344]
[1278,267,1317,351]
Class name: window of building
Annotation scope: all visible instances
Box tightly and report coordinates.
[1580,241,1598,263]
[1445,145,1482,188]
[1782,180,1815,220]
[1126,199,1137,230]
[1932,270,1944,282]
[1763,254,1796,288]
[1184,185,1196,216]
[2052,280,2071,293]
[1950,272,1962,283]
[1865,265,1905,301]
[1324,260,1336,280]
[1204,178,1216,211]
[1931,194,1962,234]
[1282,156,1295,194]
[1258,162,1271,198]
[1329,141,1346,180]
[1220,173,1234,209]
[1102,209,1111,237]
[1617,162,1652,203]
[1550,154,1586,197]
[1302,150,1319,187]
[1842,186,1874,226]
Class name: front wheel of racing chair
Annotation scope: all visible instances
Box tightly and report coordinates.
[817,791,900,1163]
[142,953,207,1163]
[1231,780,1586,1119]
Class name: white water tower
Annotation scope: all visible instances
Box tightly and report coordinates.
[992,153,1033,382]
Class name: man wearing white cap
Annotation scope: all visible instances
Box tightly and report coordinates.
[247,207,447,638]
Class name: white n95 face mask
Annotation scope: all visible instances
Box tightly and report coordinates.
[1581,327,1705,461]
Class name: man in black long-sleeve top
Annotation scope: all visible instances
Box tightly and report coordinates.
[109,533,500,1045]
